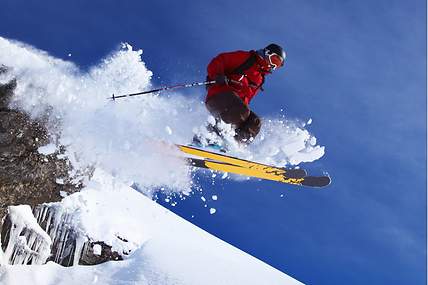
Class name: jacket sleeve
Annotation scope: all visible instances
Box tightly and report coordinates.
[207,51,250,80]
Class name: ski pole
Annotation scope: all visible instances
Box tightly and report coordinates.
[109,80,216,100]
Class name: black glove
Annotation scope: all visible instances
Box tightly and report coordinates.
[215,74,229,85]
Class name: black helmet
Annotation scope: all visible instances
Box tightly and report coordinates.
[265,44,286,59]
[262,44,286,70]
[264,43,286,65]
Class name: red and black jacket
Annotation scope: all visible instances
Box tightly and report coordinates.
[206,50,271,105]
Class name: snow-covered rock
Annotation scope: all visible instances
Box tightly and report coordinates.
[0,205,52,266]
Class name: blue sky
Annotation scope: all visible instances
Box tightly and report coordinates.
[1,0,426,284]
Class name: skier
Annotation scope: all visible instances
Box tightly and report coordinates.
[204,43,286,144]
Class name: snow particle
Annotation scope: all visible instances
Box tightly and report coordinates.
[209,208,217,215]
[93,244,102,255]
[38,144,57,155]
[212,195,218,201]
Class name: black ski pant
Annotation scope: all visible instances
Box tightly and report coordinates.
[205,91,261,143]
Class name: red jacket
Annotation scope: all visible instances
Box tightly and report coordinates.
[206,50,271,105]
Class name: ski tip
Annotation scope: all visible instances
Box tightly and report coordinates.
[284,168,307,179]
[301,176,331,188]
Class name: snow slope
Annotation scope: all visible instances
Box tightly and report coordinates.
[0,170,303,285]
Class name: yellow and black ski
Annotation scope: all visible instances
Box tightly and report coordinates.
[178,145,331,188]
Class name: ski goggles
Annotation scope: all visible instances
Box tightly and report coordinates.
[267,52,284,70]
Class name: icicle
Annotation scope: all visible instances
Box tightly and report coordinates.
[28,231,37,251]
[73,236,85,266]
[54,227,65,263]
[4,223,24,264]
[57,228,70,263]
[45,208,53,232]
[50,206,64,244]
[0,243,3,265]
[1,202,96,267]
[34,206,40,223]
[41,205,48,224]
[1,205,52,265]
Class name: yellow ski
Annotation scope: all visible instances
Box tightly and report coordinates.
[188,157,306,185]
[178,145,331,188]
[177,144,306,179]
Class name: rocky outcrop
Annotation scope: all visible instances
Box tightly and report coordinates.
[0,78,78,220]
[0,71,125,266]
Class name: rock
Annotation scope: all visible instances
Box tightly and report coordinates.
[0,77,79,220]
[79,241,124,265]
[0,70,124,266]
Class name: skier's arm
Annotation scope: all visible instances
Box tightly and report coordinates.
[207,53,227,80]
[207,51,249,80]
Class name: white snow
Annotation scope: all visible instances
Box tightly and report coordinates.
[245,119,324,166]
[212,195,218,201]
[165,125,173,135]
[0,170,302,285]
[92,244,102,256]
[193,116,324,169]
[209,208,217,215]
[38,144,57,155]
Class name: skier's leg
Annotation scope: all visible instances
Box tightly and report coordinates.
[205,91,250,125]
[206,92,262,143]
[235,111,262,143]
